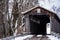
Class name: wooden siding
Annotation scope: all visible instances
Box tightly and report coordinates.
[51,16,60,34]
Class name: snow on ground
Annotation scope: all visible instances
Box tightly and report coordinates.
[47,35,60,40]
[9,35,60,40]
[14,35,33,40]
[9,35,36,40]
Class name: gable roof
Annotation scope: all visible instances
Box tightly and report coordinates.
[21,5,55,15]
[21,5,60,23]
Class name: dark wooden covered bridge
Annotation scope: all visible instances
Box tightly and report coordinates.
[21,5,60,35]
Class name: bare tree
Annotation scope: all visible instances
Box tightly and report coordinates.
[0,0,9,38]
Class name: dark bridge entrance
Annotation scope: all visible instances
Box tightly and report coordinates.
[29,15,50,35]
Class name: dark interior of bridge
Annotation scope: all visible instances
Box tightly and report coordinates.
[29,15,50,35]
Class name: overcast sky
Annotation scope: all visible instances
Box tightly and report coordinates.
[38,0,60,18]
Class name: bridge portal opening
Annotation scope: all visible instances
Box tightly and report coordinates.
[29,15,50,35]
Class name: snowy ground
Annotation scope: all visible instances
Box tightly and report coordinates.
[2,35,60,40]
[47,35,60,40]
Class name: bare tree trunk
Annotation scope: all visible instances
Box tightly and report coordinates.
[0,0,8,38]
[0,0,13,38]
[12,1,19,35]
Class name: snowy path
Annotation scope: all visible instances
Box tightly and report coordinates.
[2,35,60,40]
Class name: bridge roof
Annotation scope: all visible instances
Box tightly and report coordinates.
[21,5,60,23]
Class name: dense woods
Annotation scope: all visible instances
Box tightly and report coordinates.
[0,0,38,38]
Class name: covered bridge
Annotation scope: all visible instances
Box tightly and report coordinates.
[21,5,60,35]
